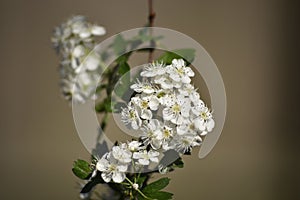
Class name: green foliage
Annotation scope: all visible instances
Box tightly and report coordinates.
[169,157,184,169]
[118,61,130,75]
[157,48,195,65]
[142,177,170,193]
[72,159,92,180]
[137,177,173,200]
[113,34,127,55]
[95,97,113,113]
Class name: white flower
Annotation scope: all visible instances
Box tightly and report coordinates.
[121,58,215,154]
[91,25,106,36]
[166,59,194,84]
[96,153,127,183]
[130,80,155,94]
[140,119,162,150]
[156,125,174,150]
[172,134,202,153]
[154,75,180,89]
[162,94,191,125]
[112,145,132,163]
[140,62,165,77]
[130,95,159,120]
[52,15,105,103]
[121,105,142,130]
[127,141,143,152]
[178,84,200,103]
[133,150,160,165]
[194,107,215,135]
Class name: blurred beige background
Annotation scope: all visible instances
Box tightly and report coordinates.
[0,0,299,199]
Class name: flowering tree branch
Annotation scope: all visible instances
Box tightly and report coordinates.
[51,1,215,200]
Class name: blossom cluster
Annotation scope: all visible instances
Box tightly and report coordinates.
[121,59,215,154]
[94,141,159,183]
[52,15,106,102]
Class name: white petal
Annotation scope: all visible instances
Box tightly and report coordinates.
[162,108,174,121]
[79,29,91,38]
[181,76,191,84]
[207,119,215,132]
[84,55,99,71]
[139,159,150,165]
[185,67,195,77]
[194,118,206,131]
[141,109,152,120]
[101,172,112,183]
[149,97,159,110]
[177,124,188,135]
[91,26,106,35]
[200,131,208,136]
[148,150,159,157]
[150,157,159,163]
[133,152,141,159]
[96,159,109,171]
[73,45,85,57]
[112,172,125,183]
[117,165,128,172]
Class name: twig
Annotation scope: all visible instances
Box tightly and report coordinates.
[148,0,156,62]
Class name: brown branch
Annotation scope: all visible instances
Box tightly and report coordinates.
[148,0,156,62]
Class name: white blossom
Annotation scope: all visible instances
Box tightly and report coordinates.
[133,150,160,165]
[121,104,142,130]
[52,15,105,103]
[112,145,132,163]
[121,59,215,155]
[96,153,127,183]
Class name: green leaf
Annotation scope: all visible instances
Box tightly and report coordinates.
[146,191,173,200]
[95,98,113,113]
[157,48,195,65]
[171,157,184,168]
[72,159,92,180]
[118,61,130,75]
[142,177,170,194]
[113,34,127,55]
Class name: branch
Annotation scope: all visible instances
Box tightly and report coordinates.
[148,0,156,62]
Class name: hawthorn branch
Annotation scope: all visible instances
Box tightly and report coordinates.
[148,0,156,62]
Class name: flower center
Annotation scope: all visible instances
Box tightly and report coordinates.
[172,104,181,113]
[141,100,149,109]
[163,129,172,138]
[108,164,116,171]
[129,110,136,119]
[200,111,209,120]
[176,68,184,75]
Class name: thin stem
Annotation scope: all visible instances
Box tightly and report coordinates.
[101,112,109,130]
[147,0,156,62]
[125,177,153,200]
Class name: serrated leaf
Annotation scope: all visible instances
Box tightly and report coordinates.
[113,34,127,55]
[142,177,170,194]
[72,159,92,180]
[157,48,195,65]
[146,191,173,200]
